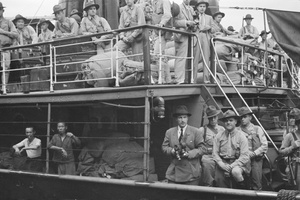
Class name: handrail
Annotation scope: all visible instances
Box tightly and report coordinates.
[211,38,279,152]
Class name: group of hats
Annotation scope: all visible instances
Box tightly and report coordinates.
[11,14,55,31]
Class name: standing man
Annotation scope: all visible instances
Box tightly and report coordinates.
[211,11,235,37]
[239,14,259,40]
[48,121,81,175]
[38,18,54,43]
[213,110,250,189]
[199,105,224,186]
[53,4,79,39]
[162,105,204,185]
[195,0,213,84]
[115,0,146,61]
[13,14,38,45]
[0,2,18,85]
[80,0,113,54]
[173,0,198,84]
[237,107,268,190]
[13,126,43,172]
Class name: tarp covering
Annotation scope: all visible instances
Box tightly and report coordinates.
[266,9,300,66]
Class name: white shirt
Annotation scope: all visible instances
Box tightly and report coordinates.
[14,137,42,158]
[177,125,187,139]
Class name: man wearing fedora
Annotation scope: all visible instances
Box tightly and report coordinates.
[38,19,55,43]
[53,4,79,39]
[211,11,235,37]
[13,14,38,45]
[0,2,18,85]
[173,0,199,84]
[115,0,146,61]
[80,0,113,54]
[279,110,300,185]
[194,0,213,84]
[213,109,250,189]
[199,105,224,186]
[237,106,268,190]
[162,105,204,185]
[238,14,259,40]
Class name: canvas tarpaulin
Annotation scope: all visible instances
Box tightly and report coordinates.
[266,9,300,66]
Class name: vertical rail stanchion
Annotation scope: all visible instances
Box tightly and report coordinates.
[53,47,57,83]
[158,30,162,84]
[46,103,51,174]
[210,38,216,84]
[191,36,194,84]
[188,36,193,84]
[143,95,150,182]
[1,52,6,94]
[143,28,151,85]
[115,35,119,87]
[49,44,54,92]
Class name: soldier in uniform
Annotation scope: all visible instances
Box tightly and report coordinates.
[237,107,268,190]
[38,18,54,43]
[194,0,213,84]
[13,14,38,45]
[80,0,113,54]
[213,110,250,189]
[283,108,300,139]
[162,105,204,185]
[115,0,146,61]
[173,0,199,84]
[69,9,82,26]
[53,4,79,38]
[0,2,18,85]
[199,105,224,186]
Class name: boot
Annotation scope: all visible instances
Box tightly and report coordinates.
[237,180,247,189]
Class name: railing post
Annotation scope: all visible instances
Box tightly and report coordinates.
[143,93,151,182]
[53,47,57,84]
[143,27,151,85]
[1,51,6,95]
[46,103,51,174]
[187,35,192,83]
[210,39,216,84]
[115,36,120,87]
[158,30,162,84]
[49,44,54,92]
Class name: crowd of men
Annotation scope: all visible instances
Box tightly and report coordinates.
[162,105,300,190]
[0,0,286,87]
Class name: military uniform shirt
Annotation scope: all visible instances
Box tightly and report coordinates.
[81,15,112,41]
[17,25,38,45]
[54,17,79,38]
[38,29,54,42]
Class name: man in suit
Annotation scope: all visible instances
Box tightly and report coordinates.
[162,105,204,185]
[195,0,213,83]
[173,0,199,84]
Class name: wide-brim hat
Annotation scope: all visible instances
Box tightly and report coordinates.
[173,105,192,117]
[227,26,235,32]
[195,0,209,8]
[213,11,225,19]
[237,107,253,117]
[220,110,240,122]
[84,0,100,11]
[206,105,222,118]
[244,14,254,20]
[70,9,82,18]
[290,108,300,116]
[0,2,5,9]
[38,18,55,31]
[171,2,180,17]
[259,30,270,37]
[12,14,28,24]
[53,4,66,14]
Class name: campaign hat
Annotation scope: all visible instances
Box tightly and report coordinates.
[173,105,192,117]
[220,109,240,122]
[259,30,270,37]
[38,18,55,31]
[0,2,5,9]
[213,11,225,19]
[12,14,28,24]
[70,9,82,17]
[206,105,222,118]
[195,0,209,8]
[244,14,254,20]
[236,107,253,117]
[290,108,300,117]
[84,0,100,11]
[53,4,66,14]
[171,2,180,17]
[227,26,235,32]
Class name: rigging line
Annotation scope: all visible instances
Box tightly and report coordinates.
[209,6,264,10]
[28,0,46,25]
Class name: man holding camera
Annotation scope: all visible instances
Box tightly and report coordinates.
[237,107,268,190]
[162,105,204,185]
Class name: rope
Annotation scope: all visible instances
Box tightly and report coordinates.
[27,0,46,25]
[277,190,300,200]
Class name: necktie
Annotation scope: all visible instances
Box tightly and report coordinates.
[19,30,24,45]
[179,128,183,142]
[227,133,232,157]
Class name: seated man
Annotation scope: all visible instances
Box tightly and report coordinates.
[81,0,113,54]
[53,4,79,38]
[12,126,43,172]
[13,14,38,45]
[115,0,146,61]
[213,110,250,189]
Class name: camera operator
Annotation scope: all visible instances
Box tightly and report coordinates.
[162,105,204,185]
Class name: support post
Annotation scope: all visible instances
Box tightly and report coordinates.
[143,27,151,85]
[46,103,51,173]
[187,35,192,83]
[143,94,151,181]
